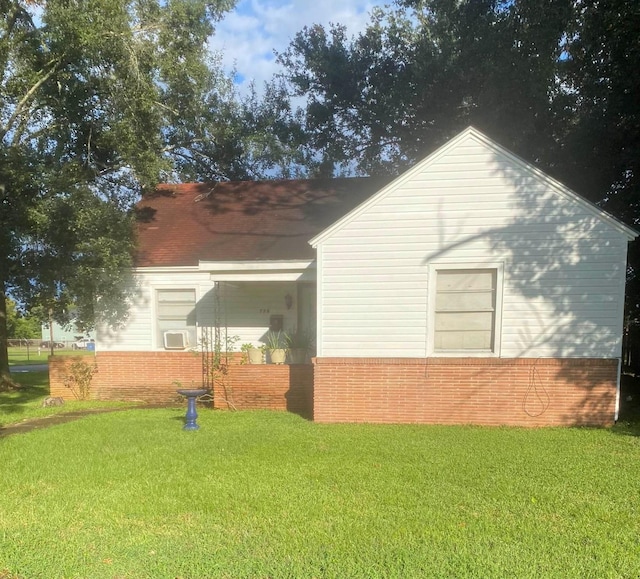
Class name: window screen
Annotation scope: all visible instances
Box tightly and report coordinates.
[434,269,496,352]
[156,289,196,348]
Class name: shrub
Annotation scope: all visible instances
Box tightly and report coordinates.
[63,359,97,400]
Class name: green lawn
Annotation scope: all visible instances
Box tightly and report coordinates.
[8,346,94,365]
[0,371,129,428]
[0,406,639,578]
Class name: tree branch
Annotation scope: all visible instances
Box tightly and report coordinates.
[1,57,63,143]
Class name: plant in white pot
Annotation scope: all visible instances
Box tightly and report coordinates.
[241,343,265,364]
[265,330,287,364]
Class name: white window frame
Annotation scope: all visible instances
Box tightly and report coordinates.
[152,287,198,350]
[427,262,504,357]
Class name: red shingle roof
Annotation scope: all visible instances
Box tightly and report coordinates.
[134,178,388,267]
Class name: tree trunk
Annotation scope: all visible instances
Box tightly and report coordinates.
[0,281,15,390]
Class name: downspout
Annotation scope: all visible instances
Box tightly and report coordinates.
[614,357,622,422]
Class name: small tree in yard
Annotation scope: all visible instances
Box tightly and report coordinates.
[64,359,97,400]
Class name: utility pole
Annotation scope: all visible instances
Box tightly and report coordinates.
[48,308,54,357]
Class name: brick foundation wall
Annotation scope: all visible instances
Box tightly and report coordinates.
[214,364,313,418]
[49,354,618,426]
[312,357,619,427]
[49,352,313,417]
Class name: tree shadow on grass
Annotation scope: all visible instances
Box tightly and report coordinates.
[0,387,45,410]
[611,374,640,437]
[0,371,49,417]
[0,384,47,429]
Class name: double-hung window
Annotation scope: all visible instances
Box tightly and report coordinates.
[156,289,196,349]
[431,266,502,354]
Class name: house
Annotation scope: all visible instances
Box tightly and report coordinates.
[41,320,95,348]
[49,127,637,426]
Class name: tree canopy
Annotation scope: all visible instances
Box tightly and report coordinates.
[0,0,243,386]
[277,0,639,210]
[5,298,40,340]
[277,0,573,176]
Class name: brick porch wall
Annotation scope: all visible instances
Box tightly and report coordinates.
[214,364,313,418]
[49,352,313,418]
[312,357,619,427]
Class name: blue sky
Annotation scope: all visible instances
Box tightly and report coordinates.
[208,0,383,94]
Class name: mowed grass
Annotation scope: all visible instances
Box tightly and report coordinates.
[8,346,93,365]
[0,409,639,578]
[0,371,130,428]
[7,346,49,365]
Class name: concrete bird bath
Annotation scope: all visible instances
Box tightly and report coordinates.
[176,388,209,430]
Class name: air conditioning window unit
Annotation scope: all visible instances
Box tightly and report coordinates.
[164,330,189,350]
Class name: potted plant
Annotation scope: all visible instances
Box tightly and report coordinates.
[265,330,287,364]
[285,328,313,364]
[241,342,265,364]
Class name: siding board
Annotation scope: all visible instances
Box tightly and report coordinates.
[316,131,631,359]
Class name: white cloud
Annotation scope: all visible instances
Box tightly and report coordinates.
[209,0,383,94]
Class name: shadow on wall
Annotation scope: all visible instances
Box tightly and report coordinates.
[554,362,618,426]
[422,145,632,424]
[196,283,298,347]
[285,365,314,420]
[97,276,146,350]
[98,282,304,361]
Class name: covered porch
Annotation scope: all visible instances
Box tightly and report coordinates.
[50,259,318,415]
[197,259,317,361]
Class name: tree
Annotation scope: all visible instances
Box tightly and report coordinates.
[559,0,640,211]
[170,76,309,182]
[558,0,640,317]
[278,0,640,217]
[277,0,573,177]
[5,298,40,340]
[0,0,238,388]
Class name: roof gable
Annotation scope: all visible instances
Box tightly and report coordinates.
[310,127,637,246]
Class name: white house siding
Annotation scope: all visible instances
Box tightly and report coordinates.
[98,269,212,351]
[97,270,300,352]
[315,132,632,359]
[215,281,300,346]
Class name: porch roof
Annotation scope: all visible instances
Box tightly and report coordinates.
[200,259,316,282]
[134,177,389,267]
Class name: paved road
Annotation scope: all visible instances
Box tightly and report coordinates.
[10,364,48,373]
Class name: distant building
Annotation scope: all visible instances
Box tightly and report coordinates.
[41,320,95,344]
